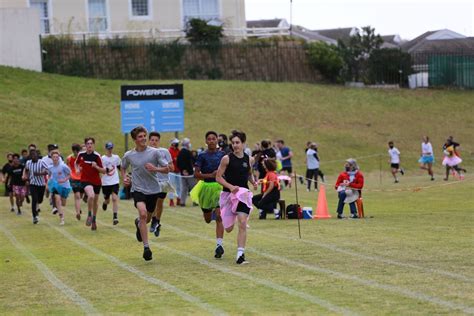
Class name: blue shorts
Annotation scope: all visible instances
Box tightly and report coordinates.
[419,156,434,164]
[48,180,71,199]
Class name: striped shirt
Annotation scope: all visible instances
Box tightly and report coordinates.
[25,159,46,186]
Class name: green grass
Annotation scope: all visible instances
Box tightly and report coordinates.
[1,174,473,315]
[1,66,473,176]
[0,66,473,314]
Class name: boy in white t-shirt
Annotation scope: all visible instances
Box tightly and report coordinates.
[101,142,122,225]
[388,141,404,183]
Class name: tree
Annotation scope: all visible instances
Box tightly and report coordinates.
[185,18,223,45]
[337,26,383,82]
[306,41,344,82]
[368,48,413,85]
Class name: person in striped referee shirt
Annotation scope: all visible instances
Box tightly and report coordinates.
[23,150,48,224]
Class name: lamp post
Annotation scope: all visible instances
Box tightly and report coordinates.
[290,0,293,35]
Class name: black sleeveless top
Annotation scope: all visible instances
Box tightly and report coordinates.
[223,153,250,192]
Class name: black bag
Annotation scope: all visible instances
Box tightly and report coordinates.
[286,204,301,219]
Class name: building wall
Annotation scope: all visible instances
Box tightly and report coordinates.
[0,0,28,8]
[0,8,42,71]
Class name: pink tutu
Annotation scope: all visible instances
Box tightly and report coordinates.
[442,155,462,167]
[219,188,253,229]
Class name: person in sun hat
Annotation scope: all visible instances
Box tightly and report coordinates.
[334,158,364,219]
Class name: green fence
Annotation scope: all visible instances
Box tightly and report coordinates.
[428,55,474,89]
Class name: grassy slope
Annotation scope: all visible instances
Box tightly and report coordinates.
[1,66,473,176]
[0,66,473,314]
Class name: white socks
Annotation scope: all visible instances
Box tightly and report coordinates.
[237,247,245,259]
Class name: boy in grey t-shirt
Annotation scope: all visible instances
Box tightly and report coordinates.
[121,127,171,261]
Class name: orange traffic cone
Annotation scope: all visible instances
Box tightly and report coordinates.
[356,198,364,218]
[314,184,331,219]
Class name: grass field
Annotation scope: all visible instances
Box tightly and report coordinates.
[1,66,473,176]
[1,173,473,315]
[0,66,473,314]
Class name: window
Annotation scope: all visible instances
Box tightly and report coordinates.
[30,0,50,34]
[183,0,219,23]
[130,0,150,18]
[88,0,108,33]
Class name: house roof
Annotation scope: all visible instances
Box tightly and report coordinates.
[311,27,356,42]
[402,29,467,53]
[381,35,398,45]
[247,19,285,28]
[412,37,474,53]
[410,38,474,65]
[290,25,337,44]
[401,30,438,52]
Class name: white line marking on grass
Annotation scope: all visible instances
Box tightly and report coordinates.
[260,230,474,283]
[165,223,474,315]
[103,221,356,316]
[173,208,473,283]
[0,223,99,315]
[45,223,227,316]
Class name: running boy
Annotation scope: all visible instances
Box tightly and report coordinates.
[216,130,257,264]
[191,131,226,258]
[75,137,106,231]
[388,141,404,183]
[121,126,171,261]
[101,142,121,225]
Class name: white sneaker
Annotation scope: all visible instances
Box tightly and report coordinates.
[59,219,65,226]
[51,207,58,215]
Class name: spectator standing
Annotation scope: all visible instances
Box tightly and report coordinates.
[177,138,197,206]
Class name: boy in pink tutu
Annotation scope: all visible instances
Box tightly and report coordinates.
[216,130,257,265]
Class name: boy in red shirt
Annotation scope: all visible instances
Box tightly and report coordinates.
[75,137,106,230]
[252,158,281,219]
[334,158,364,219]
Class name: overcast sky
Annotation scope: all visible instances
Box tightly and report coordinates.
[245,0,474,40]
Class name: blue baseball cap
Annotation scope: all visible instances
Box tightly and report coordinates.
[105,142,114,149]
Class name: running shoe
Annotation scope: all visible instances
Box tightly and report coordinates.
[214,245,224,259]
[135,218,142,242]
[113,218,119,225]
[350,214,359,219]
[82,194,88,203]
[149,219,158,233]
[10,208,15,212]
[25,196,30,204]
[91,221,97,231]
[33,216,39,224]
[337,214,345,219]
[400,168,405,175]
[17,210,22,216]
[154,224,161,237]
[76,213,81,221]
[51,207,58,215]
[85,216,92,226]
[236,254,248,265]
[143,247,153,261]
[102,202,107,211]
[59,219,65,226]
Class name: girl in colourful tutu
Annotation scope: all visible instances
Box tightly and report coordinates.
[418,136,435,181]
[442,137,466,180]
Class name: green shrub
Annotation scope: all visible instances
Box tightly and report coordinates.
[185,18,223,45]
[306,41,344,82]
